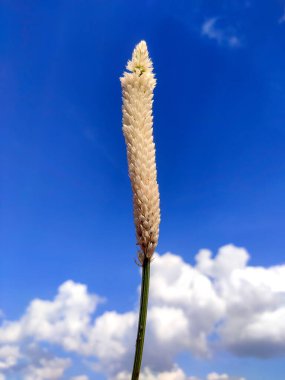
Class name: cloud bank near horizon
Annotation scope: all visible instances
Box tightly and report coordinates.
[1,244,285,379]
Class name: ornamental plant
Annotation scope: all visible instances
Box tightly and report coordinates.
[120,41,161,380]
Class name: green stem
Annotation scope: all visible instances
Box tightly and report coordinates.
[131,257,151,380]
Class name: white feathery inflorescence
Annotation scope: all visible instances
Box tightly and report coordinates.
[120,40,160,263]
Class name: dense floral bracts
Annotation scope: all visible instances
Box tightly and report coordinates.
[120,41,160,263]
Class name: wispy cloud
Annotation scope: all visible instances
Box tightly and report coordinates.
[279,8,285,24]
[201,18,241,47]
[2,244,285,378]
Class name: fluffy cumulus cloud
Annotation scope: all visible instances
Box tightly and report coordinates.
[1,244,285,379]
[114,367,244,380]
[113,366,189,380]
[201,18,240,47]
[23,357,71,380]
[0,345,20,370]
[0,280,102,352]
[206,374,245,380]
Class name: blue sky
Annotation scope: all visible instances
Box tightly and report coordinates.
[1,1,285,379]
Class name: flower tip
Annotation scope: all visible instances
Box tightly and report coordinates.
[127,40,153,75]
[136,40,147,50]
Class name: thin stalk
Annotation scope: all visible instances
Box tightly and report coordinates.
[131,257,151,380]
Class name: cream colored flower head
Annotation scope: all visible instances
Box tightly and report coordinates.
[120,41,160,263]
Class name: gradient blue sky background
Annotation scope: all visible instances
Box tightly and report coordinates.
[1,1,285,380]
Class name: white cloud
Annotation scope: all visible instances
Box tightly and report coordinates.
[0,281,101,379]
[201,18,241,47]
[89,310,137,374]
[0,345,20,370]
[207,373,245,380]
[204,247,285,357]
[23,357,71,380]
[113,366,189,380]
[145,252,225,366]
[0,280,103,352]
[196,245,249,277]
[0,343,71,379]
[70,376,89,380]
[113,367,244,380]
[1,245,285,378]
